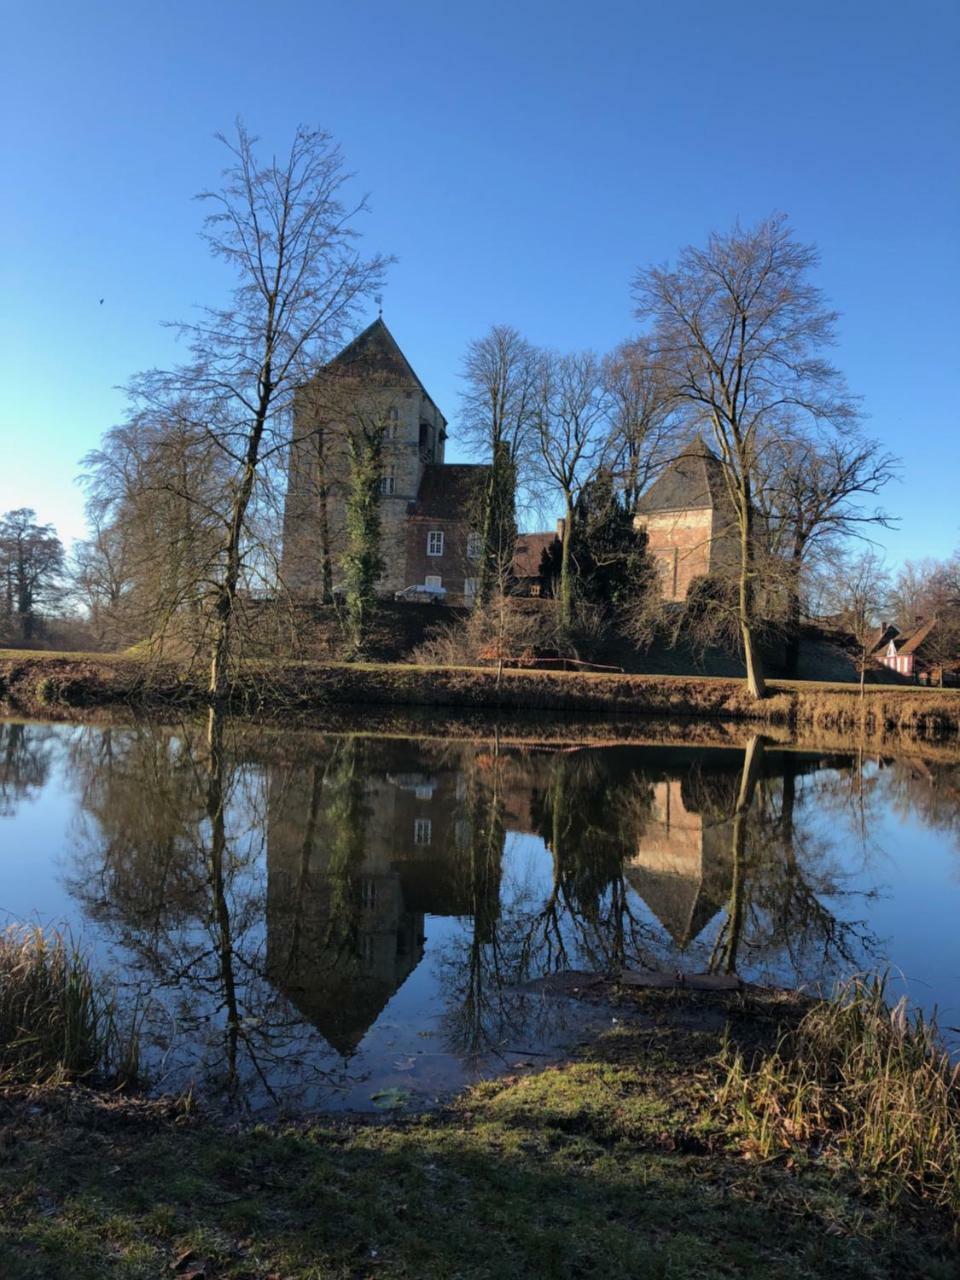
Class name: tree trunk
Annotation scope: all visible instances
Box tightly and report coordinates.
[784,545,804,676]
[738,498,766,699]
[209,386,271,704]
[560,492,574,630]
[720,734,765,974]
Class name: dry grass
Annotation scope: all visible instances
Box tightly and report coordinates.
[0,926,139,1086]
[716,975,960,1221]
[3,649,960,741]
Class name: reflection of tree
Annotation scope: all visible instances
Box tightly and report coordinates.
[708,747,881,981]
[0,721,57,815]
[883,759,960,861]
[66,714,328,1107]
[437,737,510,1057]
[527,751,657,974]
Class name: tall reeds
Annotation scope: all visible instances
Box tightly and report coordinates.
[716,975,960,1220]
[0,925,140,1085]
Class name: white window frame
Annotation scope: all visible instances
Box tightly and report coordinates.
[427,530,444,557]
[466,532,482,560]
[425,574,442,590]
[464,577,478,599]
[414,817,432,846]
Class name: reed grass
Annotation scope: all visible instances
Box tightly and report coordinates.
[0,925,140,1086]
[716,975,960,1220]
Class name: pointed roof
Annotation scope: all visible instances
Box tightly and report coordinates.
[324,318,446,424]
[635,436,729,515]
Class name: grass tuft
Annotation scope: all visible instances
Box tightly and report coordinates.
[0,925,140,1086]
[715,974,960,1220]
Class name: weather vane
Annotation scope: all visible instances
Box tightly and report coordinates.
[375,293,383,319]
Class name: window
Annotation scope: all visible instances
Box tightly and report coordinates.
[380,464,396,496]
[360,877,378,910]
[464,577,478,599]
[414,818,432,846]
[427,530,444,557]
[425,574,442,589]
[467,532,482,560]
[385,406,400,440]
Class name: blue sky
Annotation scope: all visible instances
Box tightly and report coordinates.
[2,0,957,562]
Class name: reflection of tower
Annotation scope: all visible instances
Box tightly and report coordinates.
[265,742,507,1054]
[626,777,732,947]
[266,760,426,1056]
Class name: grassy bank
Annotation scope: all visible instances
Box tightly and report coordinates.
[3,648,960,741]
[1,979,956,1279]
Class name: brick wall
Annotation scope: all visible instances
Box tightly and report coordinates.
[404,516,480,604]
[636,509,714,601]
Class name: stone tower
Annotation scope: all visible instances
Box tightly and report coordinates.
[281,319,448,596]
[633,437,737,602]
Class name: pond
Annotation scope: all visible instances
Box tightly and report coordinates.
[2,715,959,1113]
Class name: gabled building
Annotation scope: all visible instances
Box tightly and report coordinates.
[633,438,738,602]
[282,318,489,604]
[878,617,939,679]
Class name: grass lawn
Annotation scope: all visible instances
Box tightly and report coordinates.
[1,991,955,1280]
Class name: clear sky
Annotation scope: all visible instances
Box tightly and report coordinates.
[2,0,957,562]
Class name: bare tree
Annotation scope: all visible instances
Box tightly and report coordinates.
[819,547,892,693]
[534,350,609,627]
[632,214,860,698]
[128,122,389,703]
[602,336,681,511]
[77,401,230,654]
[0,509,65,644]
[762,435,898,672]
[888,553,960,684]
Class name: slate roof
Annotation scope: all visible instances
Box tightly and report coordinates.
[513,532,558,579]
[635,436,729,515]
[323,317,446,424]
[409,463,490,520]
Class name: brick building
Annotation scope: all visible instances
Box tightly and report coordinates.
[633,438,737,602]
[282,318,489,605]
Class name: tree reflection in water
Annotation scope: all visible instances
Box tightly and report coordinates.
[3,717,904,1107]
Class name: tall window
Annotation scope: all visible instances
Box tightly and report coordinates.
[414,818,432,846]
[464,577,478,599]
[380,464,396,496]
[466,532,482,560]
[386,406,400,440]
[427,530,444,557]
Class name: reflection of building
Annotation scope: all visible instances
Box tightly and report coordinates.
[266,743,505,1055]
[627,777,733,947]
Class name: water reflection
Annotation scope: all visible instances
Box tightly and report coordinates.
[2,716,957,1110]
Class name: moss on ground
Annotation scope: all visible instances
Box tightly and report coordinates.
[1,991,955,1279]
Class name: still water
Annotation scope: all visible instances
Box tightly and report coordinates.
[2,716,959,1112]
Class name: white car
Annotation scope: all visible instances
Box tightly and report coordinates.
[394,583,447,603]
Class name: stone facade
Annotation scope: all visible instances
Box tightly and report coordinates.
[633,439,738,602]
